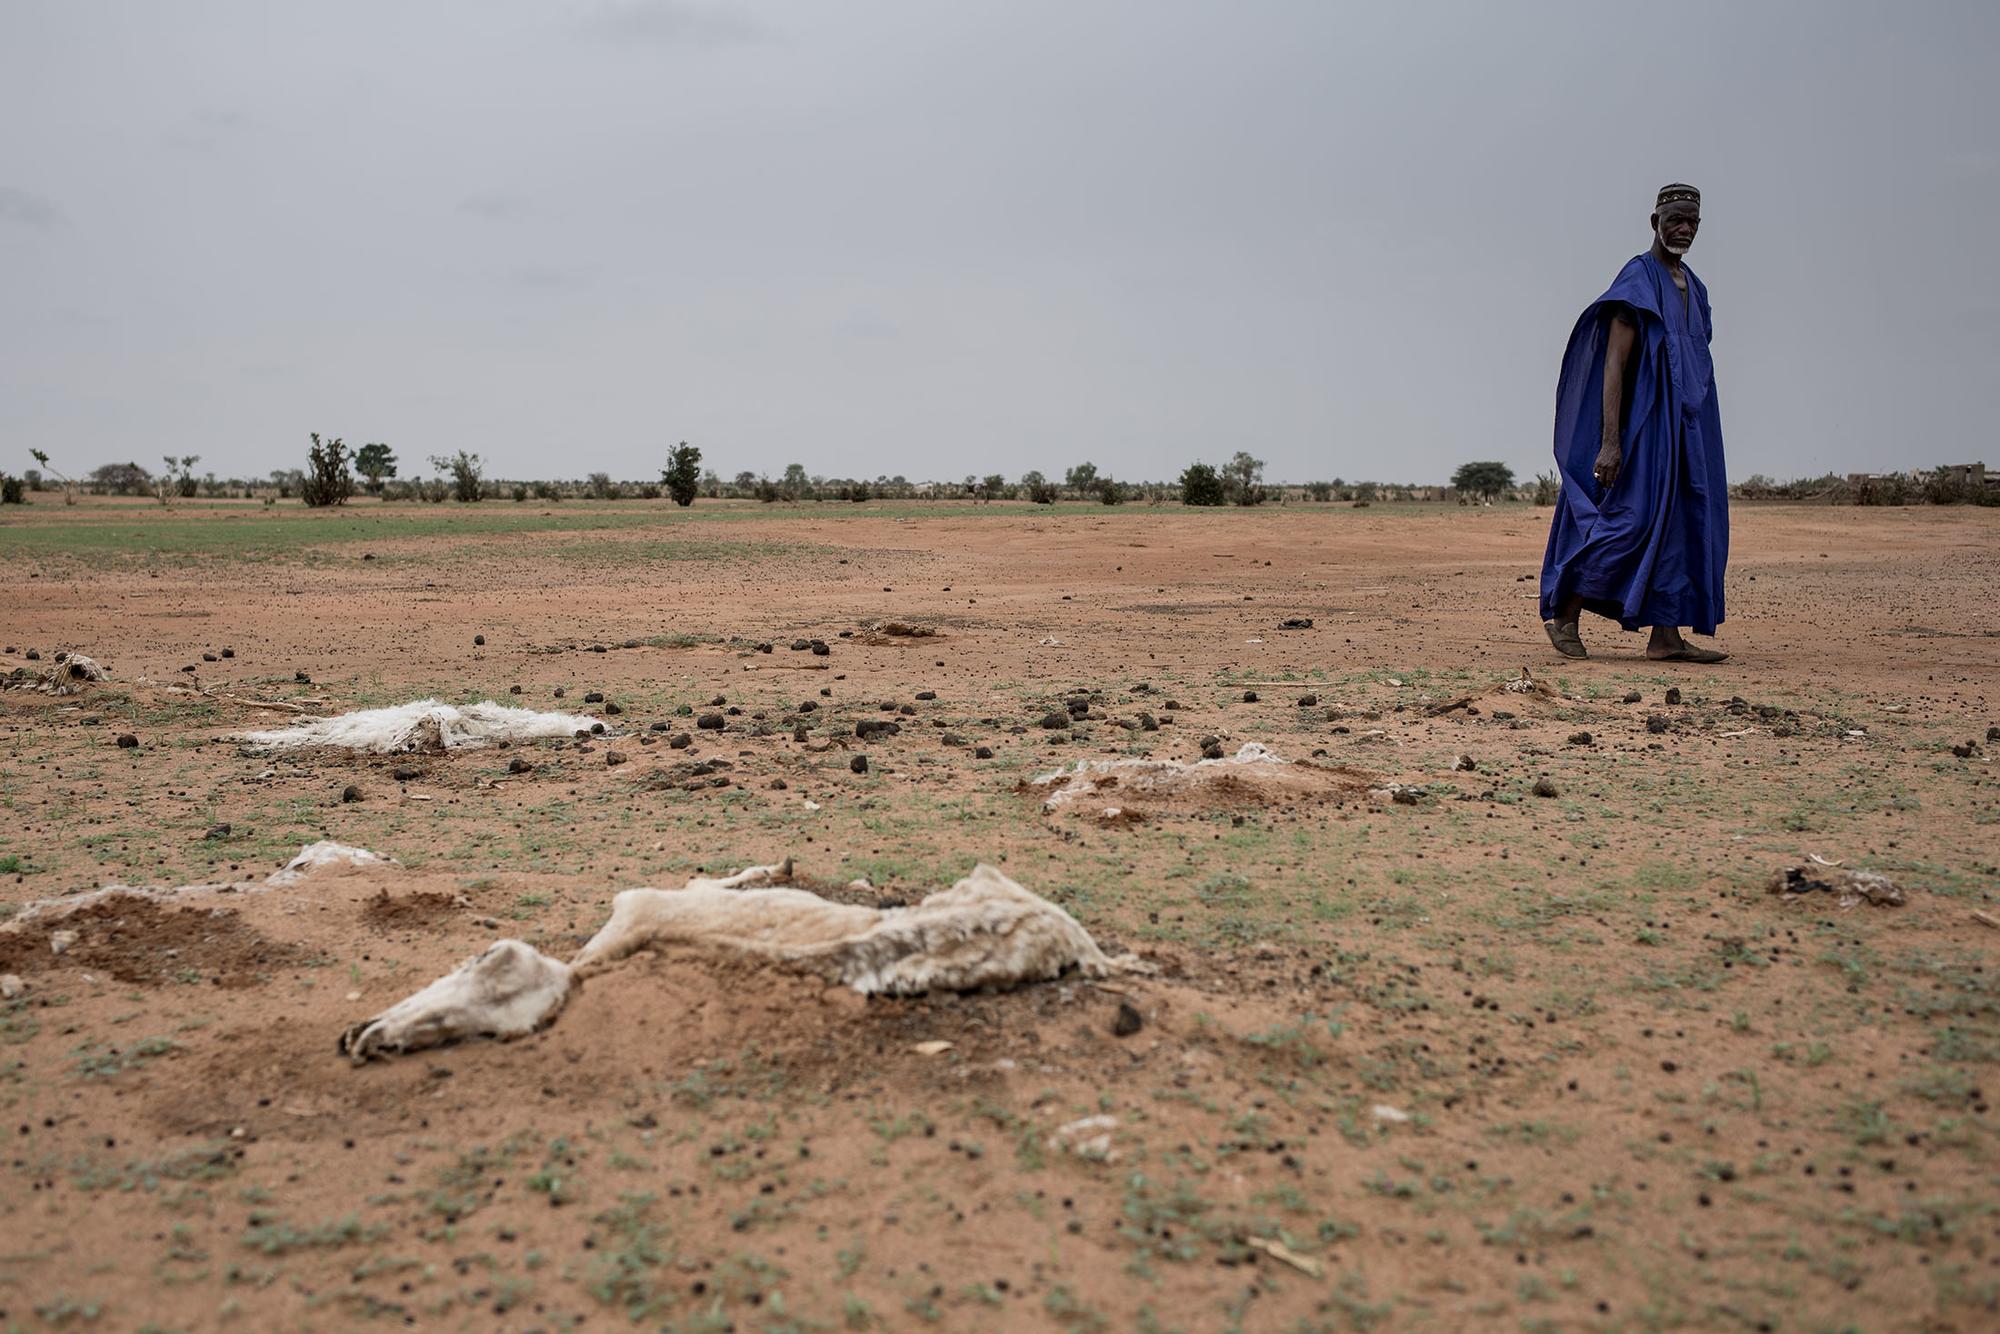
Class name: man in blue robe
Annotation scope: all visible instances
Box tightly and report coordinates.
[1539,184,1729,663]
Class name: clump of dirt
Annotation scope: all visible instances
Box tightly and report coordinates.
[0,898,298,987]
[361,889,464,930]
[855,621,940,644]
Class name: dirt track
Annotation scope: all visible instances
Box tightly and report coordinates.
[2,497,1996,1331]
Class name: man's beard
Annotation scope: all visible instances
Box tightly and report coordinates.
[1662,237,1692,256]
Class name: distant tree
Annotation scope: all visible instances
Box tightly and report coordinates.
[23,468,42,491]
[588,471,616,500]
[1064,462,1098,497]
[153,455,196,505]
[1305,480,1334,502]
[355,443,397,493]
[1179,462,1226,506]
[1022,470,1057,505]
[302,434,356,507]
[90,461,153,496]
[1222,451,1266,506]
[663,442,703,507]
[1095,475,1123,505]
[732,470,757,493]
[781,463,809,500]
[0,474,22,504]
[980,473,1008,502]
[29,449,75,505]
[1532,471,1559,505]
[1452,460,1515,501]
[755,476,781,503]
[532,479,562,502]
[268,467,304,498]
[426,451,483,502]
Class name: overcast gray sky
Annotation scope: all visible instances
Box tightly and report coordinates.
[3,1,1994,486]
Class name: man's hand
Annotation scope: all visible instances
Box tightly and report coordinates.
[1593,442,1622,491]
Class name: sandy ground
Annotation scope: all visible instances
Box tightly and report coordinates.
[1,496,1996,1332]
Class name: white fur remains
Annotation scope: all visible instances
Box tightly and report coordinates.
[340,863,1140,1063]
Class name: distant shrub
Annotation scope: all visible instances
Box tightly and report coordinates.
[662,442,702,507]
[638,483,660,499]
[1304,480,1333,502]
[512,484,528,502]
[1179,463,1225,506]
[1532,472,1559,505]
[301,434,355,508]
[532,480,561,502]
[588,472,615,500]
[1095,476,1123,505]
[755,477,781,503]
[0,474,23,504]
[428,451,484,503]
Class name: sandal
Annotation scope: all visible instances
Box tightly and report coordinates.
[1647,642,1728,663]
[1543,619,1587,659]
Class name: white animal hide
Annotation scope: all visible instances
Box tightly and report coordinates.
[1031,742,1289,811]
[239,699,605,753]
[1,842,400,927]
[571,863,1127,994]
[340,863,1141,1060]
[341,941,575,1063]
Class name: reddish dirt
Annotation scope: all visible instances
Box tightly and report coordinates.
[0,497,1996,1331]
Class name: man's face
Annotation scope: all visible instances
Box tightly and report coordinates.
[1653,202,1700,256]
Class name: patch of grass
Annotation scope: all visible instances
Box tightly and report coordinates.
[239,1214,385,1255]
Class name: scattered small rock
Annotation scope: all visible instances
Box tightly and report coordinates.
[204,822,232,839]
[1112,1002,1144,1037]
[697,714,726,731]
[915,690,937,701]
[474,634,486,646]
[974,745,994,759]
[605,751,627,766]
[1533,777,1560,798]
[508,756,533,774]
[392,766,421,782]
[584,691,605,703]
[1566,731,1592,746]
[1242,690,1259,703]
[115,733,139,749]
[1622,690,1642,704]
[1039,712,1069,730]
[1454,754,1476,771]
[342,784,363,803]
[1297,694,1318,707]
[1665,686,1683,706]
[1646,715,1671,734]
[850,755,869,774]
[669,733,692,749]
